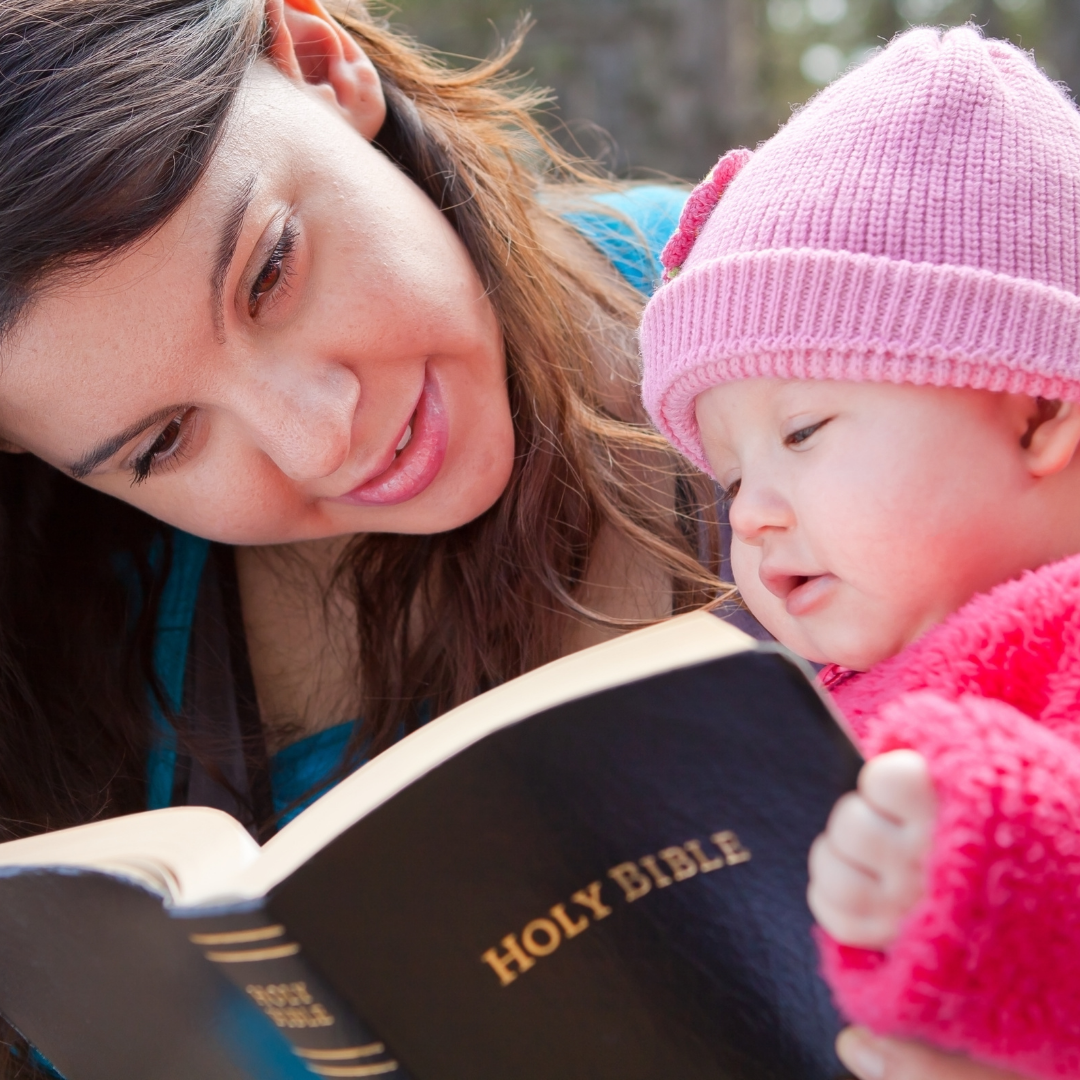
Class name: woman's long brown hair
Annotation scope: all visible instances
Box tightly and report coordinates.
[334,4,725,754]
[0,0,725,1069]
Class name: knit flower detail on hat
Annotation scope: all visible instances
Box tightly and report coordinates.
[660,147,753,283]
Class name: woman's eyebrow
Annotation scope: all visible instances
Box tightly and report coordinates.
[210,173,258,337]
[69,405,185,479]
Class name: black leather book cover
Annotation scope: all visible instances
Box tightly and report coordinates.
[0,871,311,1080]
[0,644,860,1080]
[269,648,861,1080]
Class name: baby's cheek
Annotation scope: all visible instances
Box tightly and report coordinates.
[729,544,780,627]
[729,539,758,598]
[729,541,835,660]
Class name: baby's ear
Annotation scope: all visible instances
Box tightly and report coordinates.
[1020,397,1080,477]
[263,0,386,139]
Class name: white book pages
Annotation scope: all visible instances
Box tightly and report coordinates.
[0,805,258,905]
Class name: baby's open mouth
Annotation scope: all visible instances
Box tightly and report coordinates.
[783,574,835,617]
[760,567,817,601]
[759,565,835,616]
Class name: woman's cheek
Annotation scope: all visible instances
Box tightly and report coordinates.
[133,459,302,545]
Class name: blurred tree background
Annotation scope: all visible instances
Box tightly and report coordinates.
[386,0,1075,180]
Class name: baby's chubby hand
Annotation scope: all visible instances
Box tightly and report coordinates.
[808,749,937,949]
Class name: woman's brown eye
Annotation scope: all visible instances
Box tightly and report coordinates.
[248,261,281,315]
[132,411,189,485]
[150,416,182,457]
[247,222,298,317]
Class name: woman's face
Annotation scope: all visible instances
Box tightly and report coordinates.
[0,60,515,544]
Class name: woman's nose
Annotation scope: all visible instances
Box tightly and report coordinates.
[727,480,795,544]
[233,362,360,482]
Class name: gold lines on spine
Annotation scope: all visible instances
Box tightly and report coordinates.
[294,1044,400,1077]
[296,1046,387,1060]
[205,943,302,963]
[188,924,287,946]
[189,924,301,962]
[303,1065,400,1077]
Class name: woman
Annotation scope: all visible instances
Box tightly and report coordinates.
[0,0,720,834]
[0,0,719,1070]
[0,1,1041,1077]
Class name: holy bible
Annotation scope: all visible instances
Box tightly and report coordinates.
[0,612,861,1080]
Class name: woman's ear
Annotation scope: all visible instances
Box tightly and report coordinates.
[264,0,386,139]
[1020,397,1080,477]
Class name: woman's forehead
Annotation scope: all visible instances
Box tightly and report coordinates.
[0,176,257,467]
[6,70,322,363]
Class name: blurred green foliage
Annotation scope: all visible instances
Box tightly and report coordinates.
[387,0,1076,179]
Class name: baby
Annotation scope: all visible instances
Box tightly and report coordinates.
[641,25,1080,1079]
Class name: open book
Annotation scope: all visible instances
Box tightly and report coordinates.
[0,612,861,1080]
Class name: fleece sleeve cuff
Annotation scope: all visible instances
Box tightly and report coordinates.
[819,691,1080,1080]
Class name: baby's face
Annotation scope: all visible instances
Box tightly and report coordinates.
[696,379,1045,669]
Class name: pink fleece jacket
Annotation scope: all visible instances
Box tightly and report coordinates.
[819,554,1080,1078]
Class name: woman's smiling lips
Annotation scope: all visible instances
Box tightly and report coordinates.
[760,565,837,617]
[336,370,449,507]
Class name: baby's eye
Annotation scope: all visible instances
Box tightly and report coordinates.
[784,419,830,447]
[720,478,741,505]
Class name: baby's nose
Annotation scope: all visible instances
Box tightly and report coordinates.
[727,482,794,542]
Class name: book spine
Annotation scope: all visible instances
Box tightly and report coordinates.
[181,909,408,1079]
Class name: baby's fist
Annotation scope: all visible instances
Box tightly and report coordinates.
[808,749,937,950]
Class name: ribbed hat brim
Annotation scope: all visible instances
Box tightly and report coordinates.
[641,247,1080,474]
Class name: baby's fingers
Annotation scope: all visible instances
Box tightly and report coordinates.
[859,749,937,830]
[808,833,901,948]
[808,762,936,951]
[825,789,908,874]
[837,1028,1027,1080]
[809,831,880,913]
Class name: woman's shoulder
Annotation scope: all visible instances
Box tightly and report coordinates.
[578,184,688,237]
[556,183,688,295]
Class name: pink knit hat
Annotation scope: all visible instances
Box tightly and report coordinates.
[641,25,1080,474]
